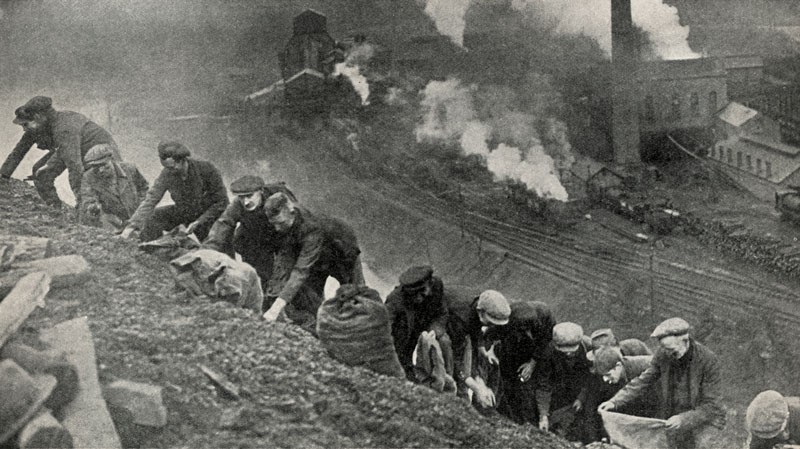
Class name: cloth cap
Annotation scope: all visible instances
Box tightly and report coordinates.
[476,290,510,325]
[398,265,433,292]
[593,345,624,374]
[553,322,584,352]
[0,359,58,444]
[157,141,191,161]
[590,328,617,349]
[13,96,53,124]
[84,144,116,166]
[263,192,291,218]
[650,317,691,340]
[230,175,265,195]
[746,390,790,439]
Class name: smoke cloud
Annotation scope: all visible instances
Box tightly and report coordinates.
[417,78,570,201]
[421,0,471,47]
[334,43,376,105]
[510,0,700,60]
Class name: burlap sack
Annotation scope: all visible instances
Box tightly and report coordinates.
[316,285,405,378]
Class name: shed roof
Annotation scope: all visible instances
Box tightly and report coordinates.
[721,55,764,70]
[717,102,759,127]
[639,57,726,81]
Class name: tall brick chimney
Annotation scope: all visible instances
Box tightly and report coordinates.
[611,0,641,164]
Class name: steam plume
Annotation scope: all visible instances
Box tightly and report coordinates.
[422,0,472,47]
[511,0,699,60]
[417,78,570,201]
[335,43,375,105]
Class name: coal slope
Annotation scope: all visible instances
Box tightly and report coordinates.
[0,178,573,448]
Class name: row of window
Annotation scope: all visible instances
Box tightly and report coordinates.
[709,145,773,178]
[643,91,718,122]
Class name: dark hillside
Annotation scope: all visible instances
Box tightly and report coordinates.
[0,179,573,448]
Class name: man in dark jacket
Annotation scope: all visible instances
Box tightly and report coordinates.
[260,192,364,330]
[445,290,511,413]
[79,144,148,231]
[1,96,120,207]
[599,318,726,449]
[537,322,593,441]
[121,141,228,242]
[203,175,296,286]
[486,300,555,428]
[385,266,454,381]
[746,390,800,449]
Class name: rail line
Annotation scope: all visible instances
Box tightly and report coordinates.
[379,184,800,336]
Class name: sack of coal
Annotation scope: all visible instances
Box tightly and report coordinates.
[316,285,405,378]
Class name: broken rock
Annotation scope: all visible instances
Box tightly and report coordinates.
[17,409,74,449]
[103,380,167,427]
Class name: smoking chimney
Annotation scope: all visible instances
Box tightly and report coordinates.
[611,0,641,164]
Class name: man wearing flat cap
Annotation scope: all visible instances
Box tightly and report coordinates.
[536,322,593,441]
[482,300,555,429]
[444,289,511,413]
[745,390,800,449]
[203,175,297,287]
[79,144,149,231]
[599,317,726,449]
[583,327,652,441]
[260,192,364,332]
[385,266,464,382]
[121,141,228,242]
[1,96,120,207]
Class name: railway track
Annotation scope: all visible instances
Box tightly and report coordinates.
[379,184,800,335]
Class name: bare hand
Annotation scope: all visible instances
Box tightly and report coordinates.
[664,415,683,430]
[474,385,496,408]
[517,360,536,382]
[598,401,615,412]
[483,342,499,365]
[538,415,549,431]
[119,227,137,239]
[572,399,583,412]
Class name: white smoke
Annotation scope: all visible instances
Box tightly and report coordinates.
[416,78,476,142]
[421,0,472,47]
[511,0,700,60]
[417,78,570,201]
[334,43,376,105]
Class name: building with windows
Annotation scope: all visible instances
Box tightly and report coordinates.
[638,58,729,134]
[710,102,800,186]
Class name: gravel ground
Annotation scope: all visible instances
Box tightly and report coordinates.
[0,178,574,448]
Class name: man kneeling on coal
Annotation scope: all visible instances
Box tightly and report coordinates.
[260,192,364,332]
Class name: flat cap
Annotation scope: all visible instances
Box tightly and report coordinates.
[230,175,265,195]
[157,141,191,160]
[746,390,789,439]
[553,322,583,352]
[650,317,690,339]
[593,345,624,374]
[263,192,291,218]
[398,265,433,291]
[13,96,53,124]
[84,144,116,166]
[590,328,617,348]
[476,290,510,326]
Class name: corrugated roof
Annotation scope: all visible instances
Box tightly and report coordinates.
[740,134,800,157]
[721,55,764,70]
[717,102,759,127]
[639,57,726,81]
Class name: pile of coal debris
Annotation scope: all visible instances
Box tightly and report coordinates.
[0,178,574,448]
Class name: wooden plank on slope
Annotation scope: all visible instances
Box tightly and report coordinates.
[0,255,90,297]
[0,272,50,348]
[40,317,121,449]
